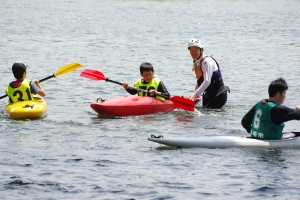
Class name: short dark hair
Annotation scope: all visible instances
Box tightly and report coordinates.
[268,77,288,97]
[12,62,29,79]
[140,62,154,74]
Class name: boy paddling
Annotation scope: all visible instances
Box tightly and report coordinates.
[122,62,170,100]
[241,78,300,140]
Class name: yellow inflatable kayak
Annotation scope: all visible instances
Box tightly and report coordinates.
[6,96,48,120]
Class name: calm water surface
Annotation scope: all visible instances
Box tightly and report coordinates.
[0,0,300,199]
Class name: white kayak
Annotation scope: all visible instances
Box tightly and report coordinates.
[147,134,300,149]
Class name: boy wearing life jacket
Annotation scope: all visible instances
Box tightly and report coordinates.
[186,38,230,109]
[6,62,46,103]
[241,78,300,140]
[122,62,170,100]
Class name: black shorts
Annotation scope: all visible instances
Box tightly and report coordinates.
[202,86,230,109]
[203,92,227,109]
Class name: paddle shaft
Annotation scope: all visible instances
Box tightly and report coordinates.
[39,74,55,83]
[1,62,82,100]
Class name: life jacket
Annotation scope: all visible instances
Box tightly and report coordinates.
[250,100,284,140]
[6,80,34,103]
[193,59,202,79]
[193,56,224,98]
[134,78,165,101]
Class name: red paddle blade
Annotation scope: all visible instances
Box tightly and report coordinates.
[169,96,194,112]
[80,69,106,81]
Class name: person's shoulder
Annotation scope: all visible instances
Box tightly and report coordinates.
[29,80,39,89]
[277,104,296,110]
[202,56,215,66]
[137,78,147,84]
[271,104,292,113]
[153,77,161,81]
[29,80,36,86]
[7,81,13,87]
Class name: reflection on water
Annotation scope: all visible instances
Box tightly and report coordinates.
[175,115,195,123]
[245,149,292,198]
[249,148,286,165]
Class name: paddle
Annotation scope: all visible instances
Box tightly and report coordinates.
[80,68,194,111]
[0,62,83,99]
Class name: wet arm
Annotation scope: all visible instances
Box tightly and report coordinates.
[122,82,137,95]
[35,81,46,97]
[241,105,255,133]
[126,87,138,95]
[270,105,300,125]
[157,82,170,99]
[30,81,46,97]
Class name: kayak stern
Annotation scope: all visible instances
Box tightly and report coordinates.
[6,97,48,120]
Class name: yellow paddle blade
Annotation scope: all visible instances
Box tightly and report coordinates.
[54,62,83,77]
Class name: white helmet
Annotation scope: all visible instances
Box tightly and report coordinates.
[188,38,204,49]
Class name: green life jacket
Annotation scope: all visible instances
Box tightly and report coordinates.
[134,78,165,101]
[250,100,284,140]
[6,80,34,103]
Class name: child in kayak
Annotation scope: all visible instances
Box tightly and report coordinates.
[122,62,170,100]
[241,77,300,140]
[6,62,46,103]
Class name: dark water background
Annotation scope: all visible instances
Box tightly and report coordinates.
[0,0,300,199]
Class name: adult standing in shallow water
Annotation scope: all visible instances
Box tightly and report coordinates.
[186,39,230,109]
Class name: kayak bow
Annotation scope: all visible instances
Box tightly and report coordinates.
[90,96,177,116]
[148,134,300,149]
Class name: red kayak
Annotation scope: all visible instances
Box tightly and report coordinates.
[90,96,177,116]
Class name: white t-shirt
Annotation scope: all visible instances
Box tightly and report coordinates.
[30,81,41,94]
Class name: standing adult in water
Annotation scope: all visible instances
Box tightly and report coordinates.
[186,38,230,109]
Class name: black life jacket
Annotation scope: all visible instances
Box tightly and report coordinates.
[196,56,225,98]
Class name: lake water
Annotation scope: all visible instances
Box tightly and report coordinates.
[1,0,300,199]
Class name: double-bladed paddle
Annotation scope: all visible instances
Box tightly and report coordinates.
[80,68,194,111]
[0,62,83,99]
